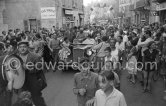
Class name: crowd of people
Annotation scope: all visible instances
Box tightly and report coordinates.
[0,22,166,106]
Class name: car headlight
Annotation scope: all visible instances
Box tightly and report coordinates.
[87,49,92,56]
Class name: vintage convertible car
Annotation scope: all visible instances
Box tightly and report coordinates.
[58,38,95,71]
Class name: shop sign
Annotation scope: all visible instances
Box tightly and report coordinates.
[156,2,166,11]
[41,7,56,19]
[65,10,73,14]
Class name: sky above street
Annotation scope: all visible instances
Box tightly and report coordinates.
[84,0,101,6]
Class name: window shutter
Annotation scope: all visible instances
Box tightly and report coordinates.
[24,20,29,31]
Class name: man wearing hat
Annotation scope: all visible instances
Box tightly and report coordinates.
[17,40,47,106]
[75,28,86,43]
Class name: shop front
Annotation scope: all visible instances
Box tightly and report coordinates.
[134,0,150,25]
[63,9,75,28]
[156,2,166,25]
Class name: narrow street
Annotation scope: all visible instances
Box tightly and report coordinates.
[43,69,166,106]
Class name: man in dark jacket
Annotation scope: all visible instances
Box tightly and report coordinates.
[17,41,47,106]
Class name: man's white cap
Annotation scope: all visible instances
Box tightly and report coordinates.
[124,31,127,34]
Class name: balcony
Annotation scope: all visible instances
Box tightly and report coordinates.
[155,0,166,3]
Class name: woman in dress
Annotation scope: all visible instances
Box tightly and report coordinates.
[59,37,71,63]
[126,31,139,84]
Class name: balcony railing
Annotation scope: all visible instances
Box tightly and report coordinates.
[156,0,165,3]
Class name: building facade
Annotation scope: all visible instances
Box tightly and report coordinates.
[119,0,133,26]
[129,0,160,26]
[0,0,84,33]
[84,0,119,25]
[156,0,166,25]
[61,0,84,28]
[0,0,8,35]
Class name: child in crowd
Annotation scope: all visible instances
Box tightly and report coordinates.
[126,47,137,84]
[102,60,120,90]
[59,37,71,63]
[87,71,127,106]
[104,47,118,70]
[103,47,120,90]
[73,58,99,106]
[95,71,126,106]
[104,47,112,62]
[13,91,35,106]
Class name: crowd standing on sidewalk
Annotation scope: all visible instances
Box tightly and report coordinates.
[0,23,166,106]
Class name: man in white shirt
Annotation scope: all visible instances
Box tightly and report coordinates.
[86,71,127,106]
[116,36,125,51]
[123,31,128,43]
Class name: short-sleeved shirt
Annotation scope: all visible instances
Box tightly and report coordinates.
[111,49,119,62]
[74,72,99,106]
[143,49,158,62]
[94,88,127,106]
[50,39,60,49]
[101,66,120,87]
[115,42,125,51]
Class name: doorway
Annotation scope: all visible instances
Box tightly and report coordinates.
[29,19,37,32]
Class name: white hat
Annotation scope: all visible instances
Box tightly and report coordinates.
[132,29,137,34]
[163,33,166,37]
[124,31,127,34]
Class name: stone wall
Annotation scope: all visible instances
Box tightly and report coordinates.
[4,0,59,30]
[3,0,83,30]
[0,0,8,35]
